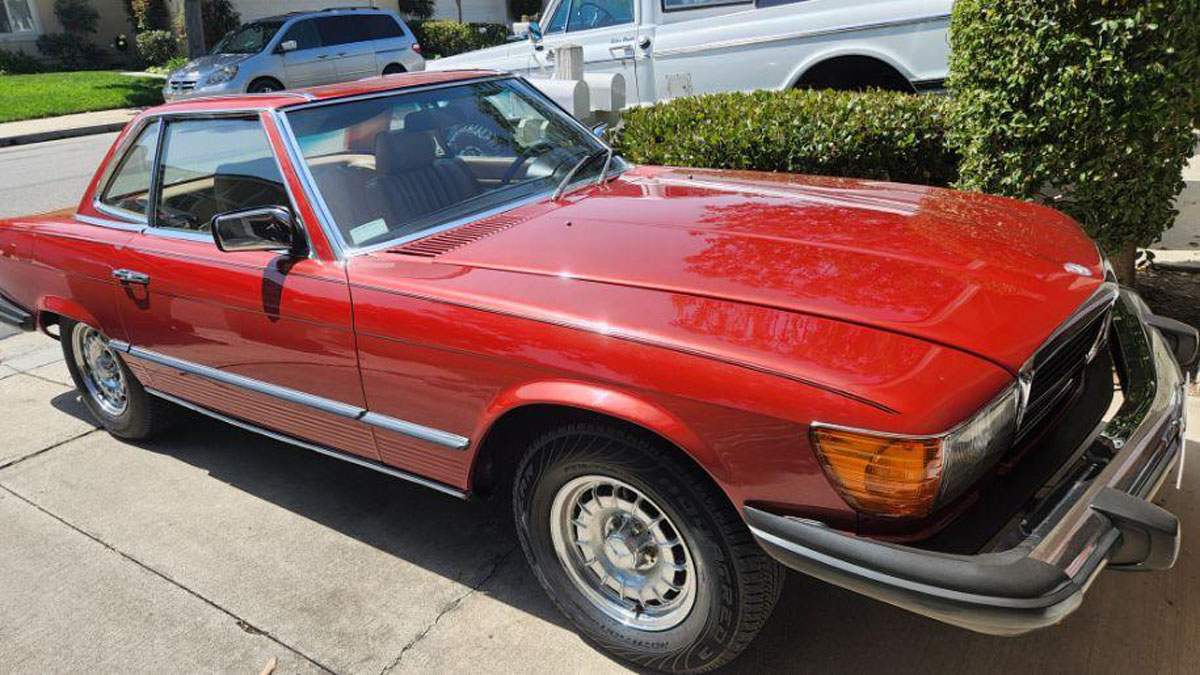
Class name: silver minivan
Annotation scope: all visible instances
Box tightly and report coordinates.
[164,8,425,101]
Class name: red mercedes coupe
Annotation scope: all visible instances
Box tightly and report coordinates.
[0,71,1195,672]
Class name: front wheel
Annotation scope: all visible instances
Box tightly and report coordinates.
[247,78,283,94]
[513,422,785,673]
[61,320,174,440]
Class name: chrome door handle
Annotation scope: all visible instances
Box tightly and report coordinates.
[112,269,150,285]
[317,54,329,59]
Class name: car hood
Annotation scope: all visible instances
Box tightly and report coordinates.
[426,43,519,70]
[170,53,252,79]
[391,167,1105,373]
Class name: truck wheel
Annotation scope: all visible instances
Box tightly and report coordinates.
[61,320,174,440]
[513,422,784,673]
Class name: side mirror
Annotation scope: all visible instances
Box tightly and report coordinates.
[278,39,298,53]
[211,207,301,254]
[591,122,609,139]
[528,21,543,43]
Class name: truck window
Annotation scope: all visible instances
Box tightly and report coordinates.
[567,0,634,31]
[662,0,751,11]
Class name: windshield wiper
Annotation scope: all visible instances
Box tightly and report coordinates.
[552,148,608,202]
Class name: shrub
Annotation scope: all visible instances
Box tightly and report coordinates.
[948,0,1200,279]
[136,29,179,67]
[509,0,542,20]
[36,34,108,69]
[0,48,43,74]
[53,0,99,34]
[128,0,171,31]
[399,0,435,20]
[615,89,958,187]
[408,21,509,58]
[202,0,241,51]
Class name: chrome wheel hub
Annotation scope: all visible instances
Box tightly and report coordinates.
[72,324,128,417]
[550,475,696,631]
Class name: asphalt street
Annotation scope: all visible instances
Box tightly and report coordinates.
[0,134,1198,673]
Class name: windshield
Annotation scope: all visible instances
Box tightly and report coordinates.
[285,78,625,251]
[211,21,283,54]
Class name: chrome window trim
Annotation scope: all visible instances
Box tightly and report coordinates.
[74,213,145,232]
[652,13,953,59]
[276,74,624,258]
[110,340,471,450]
[147,387,467,499]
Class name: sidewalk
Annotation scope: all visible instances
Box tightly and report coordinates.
[0,108,139,148]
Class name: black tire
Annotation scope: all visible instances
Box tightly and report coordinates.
[382,63,406,76]
[513,422,785,673]
[247,78,284,94]
[61,319,174,440]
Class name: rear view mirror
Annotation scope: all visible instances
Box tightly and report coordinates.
[279,39,298,53]
[528,21,543,43]
[211,207,301,254]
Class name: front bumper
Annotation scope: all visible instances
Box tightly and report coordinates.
[163,79,240,101]
[748,289,1192,635]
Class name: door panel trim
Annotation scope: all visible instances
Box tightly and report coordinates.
[147,387,467,498]
[109,340,471,450]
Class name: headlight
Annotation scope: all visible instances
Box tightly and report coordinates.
[811,384,1021,518]
[205,66,238,86]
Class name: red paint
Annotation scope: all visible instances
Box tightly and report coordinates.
[0,73,1103,532]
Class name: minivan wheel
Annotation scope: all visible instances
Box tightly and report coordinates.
[382,63,406,76]
[61,319,174,440]
[513,422,785,673]
[247,78,283,94]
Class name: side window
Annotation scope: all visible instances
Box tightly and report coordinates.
[365,15,404,40]
[100,120,161,218]
[153,118,290,233]
[662,0,751,11]
[282,19,321,51]
[567,0,634,31]
[544,0,570,33]
[317,15,370,46]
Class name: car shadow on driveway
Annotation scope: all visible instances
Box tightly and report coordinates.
[121,409,1200,674]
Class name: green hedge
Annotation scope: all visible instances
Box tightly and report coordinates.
[136,29,178,68]
[0,48,43,74]
[409,20,509,59]
[948,0,1200,265]
[615,89,958,187]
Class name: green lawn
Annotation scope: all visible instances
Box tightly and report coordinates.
[0,71,164,124]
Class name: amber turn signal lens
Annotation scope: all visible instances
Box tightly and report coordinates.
[810,427,943,518]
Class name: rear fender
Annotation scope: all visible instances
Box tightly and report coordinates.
[36,296,105,337]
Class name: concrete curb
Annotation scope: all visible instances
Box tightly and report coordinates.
[0,121,128,148]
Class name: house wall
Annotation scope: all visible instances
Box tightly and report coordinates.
[428,0,511,24]
[2,0,131,58]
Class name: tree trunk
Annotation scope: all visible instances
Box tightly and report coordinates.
[1113,243,1138,286]
[183,0,206,58]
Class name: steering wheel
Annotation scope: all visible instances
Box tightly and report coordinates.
[500,142,557,185]
[575,2,615,29]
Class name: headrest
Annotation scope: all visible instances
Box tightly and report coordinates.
[403,107,455,133]
[375,130,438,176]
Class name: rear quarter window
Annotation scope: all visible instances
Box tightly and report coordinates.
[365,15,404,40]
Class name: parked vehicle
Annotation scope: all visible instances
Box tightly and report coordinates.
[430,0,951,104]
[1,72,1194,673]
[163,7,424,101]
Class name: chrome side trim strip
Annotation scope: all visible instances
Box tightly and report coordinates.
[114,343,470,450]
[146,387,467,499]
[653,13,953,59]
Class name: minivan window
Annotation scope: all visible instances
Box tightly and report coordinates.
[152,118,290,233]
[365,14,404,40]
[211,20,283,54]
[567,0,634,31]
[282,19,321,51]
[316,15,370,46]
[100,120,161,218]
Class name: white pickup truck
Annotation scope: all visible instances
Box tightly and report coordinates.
[428,0,952,106]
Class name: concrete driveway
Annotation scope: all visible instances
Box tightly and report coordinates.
[1,328,1198,674]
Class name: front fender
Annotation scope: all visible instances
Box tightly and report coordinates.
[474,378,731,483]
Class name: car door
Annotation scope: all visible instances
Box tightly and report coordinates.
[316,15,377,82]
[531,0,642,102]
[279,18,338,87]
[109,113,379,461]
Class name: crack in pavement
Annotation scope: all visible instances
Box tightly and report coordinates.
[0,427,100,471]
[378,544,520,675]
[0,483,337,675]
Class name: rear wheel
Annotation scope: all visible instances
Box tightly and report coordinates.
[513,422,785,673]
[382,63,406,76]
[61,320,174,440]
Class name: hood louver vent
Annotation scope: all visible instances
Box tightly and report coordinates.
[391,213,530,258]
